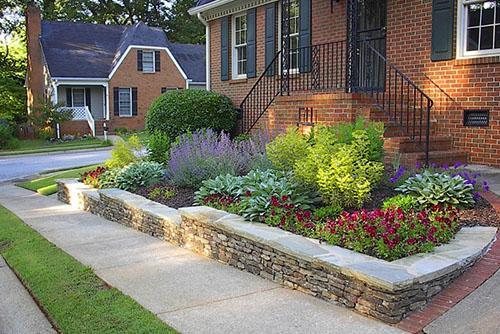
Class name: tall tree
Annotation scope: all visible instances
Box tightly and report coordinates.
[165,0,204,44]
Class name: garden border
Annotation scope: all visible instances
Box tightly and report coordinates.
[57,179,497,324]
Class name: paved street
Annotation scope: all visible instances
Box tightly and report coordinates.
[0,149,111,182]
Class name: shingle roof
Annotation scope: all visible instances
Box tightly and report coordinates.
[195,0,218,6]
[41,20,205,82]
[169,43,206,83]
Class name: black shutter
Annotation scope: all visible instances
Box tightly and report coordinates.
[247,8,257,78]
[220,16,229,81]
[155,51,161,72]
[113,87,119,116]
[161,87,167,93]
[85,88,91,108]
[299,0,312,72]
[132,88,138,116]
[66,88,72,107]
[137,50,143,71]
[431,0,455,61]
[265,3,276,76]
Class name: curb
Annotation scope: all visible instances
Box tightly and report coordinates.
[395,192,500,333]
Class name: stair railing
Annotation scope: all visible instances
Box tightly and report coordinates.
[358,38,434,165]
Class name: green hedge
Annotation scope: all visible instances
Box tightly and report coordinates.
[146,90,237,139]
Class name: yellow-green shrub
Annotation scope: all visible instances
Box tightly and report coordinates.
[266,128,309,171]
[105,135,141,169]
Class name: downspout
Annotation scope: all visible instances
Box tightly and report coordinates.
[197,13,210,91]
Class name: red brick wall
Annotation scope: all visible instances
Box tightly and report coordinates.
[207,0,500,167]
[60,121,92,136]
[385,0,500,167]
[108,48,186,132]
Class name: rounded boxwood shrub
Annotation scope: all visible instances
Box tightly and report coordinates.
[146,90,237,139]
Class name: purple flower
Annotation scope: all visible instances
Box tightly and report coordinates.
[453,162,462,169]
[415,162,422,170]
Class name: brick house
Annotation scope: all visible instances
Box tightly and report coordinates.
[26,6,206,136]
[190,0,500,167]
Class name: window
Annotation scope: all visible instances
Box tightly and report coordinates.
[161,87,180,93]
[118,88,132,117]
[460,1,500,57]
[289,0,300,71]
[232,14,248,79]
[72,88,85,107]
[142,51,155,73]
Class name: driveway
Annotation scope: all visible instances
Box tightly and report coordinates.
[0,149,111,182]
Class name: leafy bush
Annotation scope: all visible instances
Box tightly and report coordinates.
[80,166,107,188]
[115,161,165,191]
[196,170,317,222]
[396,170,475,208]
[146,90,237,139]
[313,205,343,221]
[97,168,120,189]
[266,127,309,172]
[166,129,269,188]
[0,122,14,149]
[105,135,141,169]
[319,206,460,261]
[382,194,417,212]
[147,131,170,165]
[316,131,384,208]
[114,127,130,136]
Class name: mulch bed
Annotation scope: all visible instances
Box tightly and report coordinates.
[134,182,196,209]
[459,195,500,228]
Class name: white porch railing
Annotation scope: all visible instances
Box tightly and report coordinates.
[58,106,96,137]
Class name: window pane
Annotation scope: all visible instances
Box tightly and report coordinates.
[496,26,500,48]
[497,1,500,23]
[482,1,495,25]
[480,26,494,49]
[142,51,154,72]
[467,28,480,50]
[468,4,481,27]
[119,88,131,116]
[73,89,85,107]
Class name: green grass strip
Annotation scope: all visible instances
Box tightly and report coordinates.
[0,139,112,156]
[0,205,177,334]
[17,165,101,195]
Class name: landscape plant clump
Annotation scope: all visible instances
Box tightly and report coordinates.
[105,135,142,169]
[396,170,475,208]
[146,90,237,139]
[166,129,269,188]
[147,185,176,202]
[81,166,107,188]
[115,161,165,192]
[147,130,171,165]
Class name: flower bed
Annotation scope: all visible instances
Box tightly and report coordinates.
[56,178,497,324]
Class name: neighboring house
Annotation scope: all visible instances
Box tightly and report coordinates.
[26,6,206,136]
[190,0,500,168]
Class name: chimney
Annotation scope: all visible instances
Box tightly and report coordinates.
[26,4,44,114]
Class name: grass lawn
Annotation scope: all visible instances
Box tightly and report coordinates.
[0,205,177,334]
[119,130,149,145]
[17,164,101,196]
[0,138,112,156]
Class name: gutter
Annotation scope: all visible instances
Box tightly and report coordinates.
[188,0,236,16]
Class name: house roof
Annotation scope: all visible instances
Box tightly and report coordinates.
[196,0,218,5]
[40,20,205,82]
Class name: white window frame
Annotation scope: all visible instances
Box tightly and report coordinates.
[71,88,86,107]
[142,50,156,73]
[277,0,301,74]
[232,13,248,80]
[457,0,500,58]
[118,87,132,117]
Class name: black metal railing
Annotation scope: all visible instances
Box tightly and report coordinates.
[240,40,346,133]
[240,51,282,134]
[358,38,433,165]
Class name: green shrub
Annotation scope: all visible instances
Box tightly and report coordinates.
[266,128,309,172]
[0,122,14,149]
[382,194,418,212]
[147,131,170,165]
[114,127,130,136]
[146,90,237,139]
[115,161,165,192]
[313,205,343,221]
[98,168,120,189]
[148,186,176,202]
[105,136,141,169]
[396,170,475,208]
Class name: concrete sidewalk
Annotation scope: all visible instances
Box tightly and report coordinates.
[0,184,405,334]
[0,256,56,334]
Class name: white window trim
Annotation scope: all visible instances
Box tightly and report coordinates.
[457,0,500,59]
[232,13,248,80]
[71,88,86,107]
[142,50,156,73]
[277,0,301,74]
[118,87,133,117]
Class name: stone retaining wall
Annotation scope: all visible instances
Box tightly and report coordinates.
[57,179,497,324]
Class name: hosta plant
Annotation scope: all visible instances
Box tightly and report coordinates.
[194,174,242,204]
[396,170,475,208]
[115,161,165,192]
